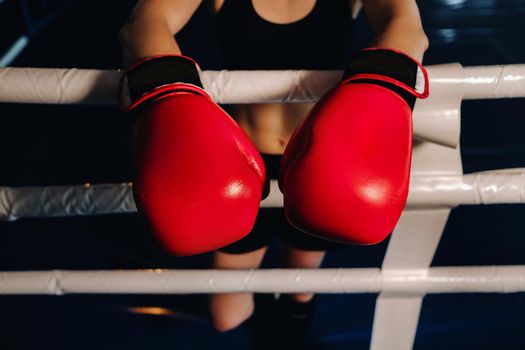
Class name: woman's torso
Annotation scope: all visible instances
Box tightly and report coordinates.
[213,0,354,154]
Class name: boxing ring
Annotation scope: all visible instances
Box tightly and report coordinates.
[1,64,525,350]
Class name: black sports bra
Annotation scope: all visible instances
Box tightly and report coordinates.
[215,0,354,70]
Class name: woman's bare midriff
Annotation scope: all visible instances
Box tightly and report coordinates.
[228,103,313,154]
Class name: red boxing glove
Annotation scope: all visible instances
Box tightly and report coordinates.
[119,56,266,256]
[279,48,429,245]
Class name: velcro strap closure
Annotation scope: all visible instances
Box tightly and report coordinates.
[118,55,206,110]
[342,48,429,99]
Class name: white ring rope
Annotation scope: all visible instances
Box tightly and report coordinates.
[0,169,523,221]
[1,266,524,295]
[1,64,524,105]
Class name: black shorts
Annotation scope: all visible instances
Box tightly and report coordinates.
[219,154,345,254]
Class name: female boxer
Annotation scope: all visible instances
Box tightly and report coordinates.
[119,0,428,338]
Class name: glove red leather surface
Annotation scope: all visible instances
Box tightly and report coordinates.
[279,48,429,245]
[120,56,266,256]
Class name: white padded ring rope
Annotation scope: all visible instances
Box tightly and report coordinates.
[1,64,525,105]
[1,169,524,221]
[1,266,524,295]
[0,182,136,221]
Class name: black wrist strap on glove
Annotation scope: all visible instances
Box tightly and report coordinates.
[119,55,204,111]
[342,48,429,110]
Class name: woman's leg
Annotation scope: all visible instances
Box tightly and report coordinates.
[280,245,326,302]
[209,247,267,332]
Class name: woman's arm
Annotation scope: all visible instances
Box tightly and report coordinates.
[119,0,203,68]
[360,0,429,61]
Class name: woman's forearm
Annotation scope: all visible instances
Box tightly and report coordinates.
[370,17,429,61]
[120,18,181,68]
[361,0,429,61]
[119,0,202,68]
